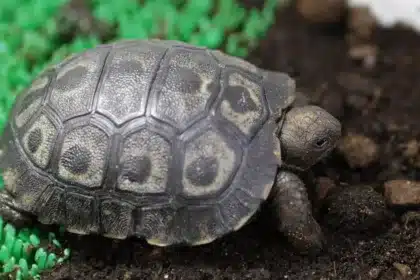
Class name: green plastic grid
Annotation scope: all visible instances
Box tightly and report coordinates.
[92,0,280,56]
[0,219,70,280]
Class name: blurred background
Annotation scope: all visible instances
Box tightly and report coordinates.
[1,0,420,279]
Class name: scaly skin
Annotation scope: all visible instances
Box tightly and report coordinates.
[271,171,324,255]
[272,105,341,254]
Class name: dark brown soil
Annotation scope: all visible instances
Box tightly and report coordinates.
[41,3,420,280]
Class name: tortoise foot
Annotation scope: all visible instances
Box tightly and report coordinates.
[0,190,33,228]
[271,171,325,255]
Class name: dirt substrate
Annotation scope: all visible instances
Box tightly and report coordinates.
[41,3,420,280]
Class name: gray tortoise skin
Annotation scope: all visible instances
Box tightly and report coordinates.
[0,39,341,253]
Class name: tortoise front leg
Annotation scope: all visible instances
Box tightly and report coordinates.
[0,190,33,227]
[270,170,324,255]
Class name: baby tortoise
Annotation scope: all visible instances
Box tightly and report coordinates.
[0,39,341,254]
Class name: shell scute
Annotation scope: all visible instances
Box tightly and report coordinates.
[117,128,172,195]
[151,47,220,131]
[96,42,167,125]
[215,69,269,140]
[20,114,57,169]
[57,124,109,188]
[48,47,110,121]
[181,127,241,198]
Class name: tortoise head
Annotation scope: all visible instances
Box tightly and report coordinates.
[279,105,341,171]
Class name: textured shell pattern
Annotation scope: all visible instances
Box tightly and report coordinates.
[0,40,296,246]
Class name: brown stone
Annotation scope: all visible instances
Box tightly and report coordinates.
[337,133,379,168]
[402,139,419,158]
[348,6,377,40]
[384,180,420,206]
[296,0,346,23]
[401,139,420,168]
[368,267,381,279]
[348,44,378,69]
[392,263,412,278]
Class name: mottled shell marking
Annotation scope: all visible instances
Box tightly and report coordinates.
[49,49,108,120]
[28,75,50,92]
[97,44,164,125]
[3,168,18,195]
[15,76,50,128]
[154,49,219,129]
[220,72,265,137]
[118,129,171,194]
[22,114,57,169]
[58,125,109,187]
[15,98,41,128]
[182,129,237,197]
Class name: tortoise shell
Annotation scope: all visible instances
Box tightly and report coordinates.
[0,39,296,246]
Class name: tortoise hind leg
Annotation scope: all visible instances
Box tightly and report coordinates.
[0,190,33,227]
[270,170,324,255]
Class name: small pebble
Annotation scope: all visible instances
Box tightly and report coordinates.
[337,133,379,168]
[368,267,381,279]
[348,44,377,59]
[392,263,412,278]
[384,180,420,206]
[323,185,391,233]
[402,139,419,158]
[348,44,378,69]
[296,0,347,23]
[348,6,377,40]
[123,271,132,280]
[401,139,420,168]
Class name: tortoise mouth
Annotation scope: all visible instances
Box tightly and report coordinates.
[280,139,337,172]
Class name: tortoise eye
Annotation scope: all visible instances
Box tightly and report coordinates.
[314,138,329,149]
